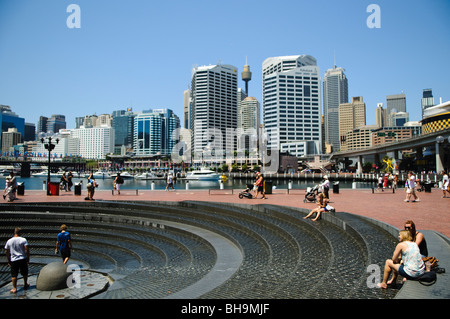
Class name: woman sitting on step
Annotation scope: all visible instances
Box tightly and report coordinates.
[303,192,329,221]
[377,230,425,288]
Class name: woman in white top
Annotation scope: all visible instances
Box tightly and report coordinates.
[377,230,425,289]
[441,170,450,198]
[404,171,419,202]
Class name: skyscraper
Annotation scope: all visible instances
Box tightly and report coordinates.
[323,65,348,151]
[237,96,260,152]
[183,89,191,129]
[112,109,135,151]
[0,105,25,150]
[47,114,66,133]
[339,96,366,151]
[153,108,180,155]
[421,89,434,119]
[133,111,162,156]
[133,109,180,156]
[262,55,322,157]
[386,93,406,126]
[190,64,238,160]
[375,103,385,128]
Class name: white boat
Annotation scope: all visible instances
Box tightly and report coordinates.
[86,171,111,179]
[32,170,65,177]
[118,171,134,179]
[134,172,159,180]
[185,168,220,181]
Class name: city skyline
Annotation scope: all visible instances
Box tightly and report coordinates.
[0,0,449,131]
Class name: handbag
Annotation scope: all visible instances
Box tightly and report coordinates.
[422,256,439,268]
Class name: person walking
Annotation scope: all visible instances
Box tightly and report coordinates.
[55,224,72,264]
[113,173,124,195]
[8,171,17,200]
[60,172,68,191]
[254,172,267,199]
[67,171,74,192]
[404,171,419,202]
[165,174,174,191]
[320,175,330,199]
[441,170,450,198]
[86,173,97,200]
[4,228,30,293]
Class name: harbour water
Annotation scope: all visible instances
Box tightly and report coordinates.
[8,175,384,191]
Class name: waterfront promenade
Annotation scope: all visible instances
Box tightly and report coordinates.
[8,186,450,237]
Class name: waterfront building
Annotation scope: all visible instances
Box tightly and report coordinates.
[190,64,238,161]
[262,55,322,157]
[133,109,180,156]
[71,125,115,159]
[112,109,135,153]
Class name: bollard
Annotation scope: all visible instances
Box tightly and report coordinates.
[288,180,292,190]
[186,181,189,190]
[151,181,155,190]
[352,181,357,189]
[136,189,138,195]
[220,180,224,189]
[43,180,46,190]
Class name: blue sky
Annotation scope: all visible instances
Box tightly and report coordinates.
[1,0,449,129]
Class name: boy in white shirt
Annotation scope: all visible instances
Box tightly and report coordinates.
[4,228,30,293]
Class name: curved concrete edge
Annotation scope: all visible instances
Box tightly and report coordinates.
[0,270,110,299]
[158,219,243,299]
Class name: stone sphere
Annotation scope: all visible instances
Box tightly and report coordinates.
[36,262,71,291]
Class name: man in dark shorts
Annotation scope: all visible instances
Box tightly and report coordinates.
[4,228,30,293]
[56,224,72,264]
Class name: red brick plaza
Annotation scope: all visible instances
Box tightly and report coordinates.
[11,186,450,238]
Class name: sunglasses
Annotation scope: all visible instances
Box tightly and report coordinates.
[404,226,412,230]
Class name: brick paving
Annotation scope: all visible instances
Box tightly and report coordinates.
[8,186,450,238]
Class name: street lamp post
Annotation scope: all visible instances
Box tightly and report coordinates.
[39,132,60,195]
[436,136,444,173]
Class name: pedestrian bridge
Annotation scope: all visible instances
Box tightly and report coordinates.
[331,128,450,173]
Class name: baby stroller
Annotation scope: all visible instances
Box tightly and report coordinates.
[304,184,320,203]
[239,184,254,199]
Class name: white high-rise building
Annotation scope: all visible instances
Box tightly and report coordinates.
[71,125,115,159]
[323,65,348,151]
[190,64,238,161]
[262,55,322,157]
